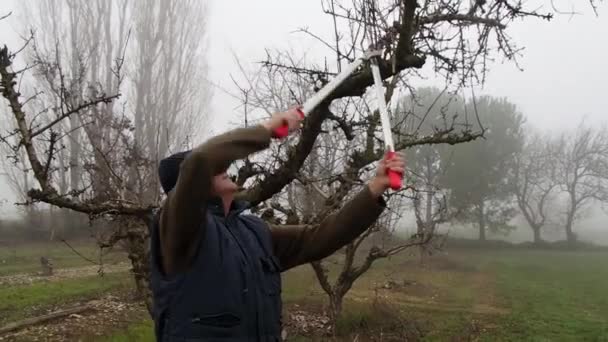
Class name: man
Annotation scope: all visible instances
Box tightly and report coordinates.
[150,108,405,341]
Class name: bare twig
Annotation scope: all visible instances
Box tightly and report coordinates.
[60,239,100,266]
[30,94,120,139]
[0,11,11,21]
[0,305,93,334]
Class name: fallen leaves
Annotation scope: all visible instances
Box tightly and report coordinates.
[0,293,148,342]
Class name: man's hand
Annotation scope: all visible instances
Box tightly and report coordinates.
[262,108,304,135]
[368,152,405,197]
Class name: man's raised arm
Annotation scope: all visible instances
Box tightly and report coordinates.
[270,153,405,271]
[160,109,302,275]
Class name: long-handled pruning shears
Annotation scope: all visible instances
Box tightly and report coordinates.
[369,56,403,190]
[272,50,403,190]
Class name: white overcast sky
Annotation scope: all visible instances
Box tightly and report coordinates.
[205,0,607,134]
[0,1,606,240]
[1,0,605,137]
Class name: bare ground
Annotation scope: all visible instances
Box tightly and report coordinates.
[0,254,508,341]
[0,293,148,342]
[0,263,131,287]
[0,262,146,342]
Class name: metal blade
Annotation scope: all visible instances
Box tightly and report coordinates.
[370,59,394,151]
[301,58,364,115]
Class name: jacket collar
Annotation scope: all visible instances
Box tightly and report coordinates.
[206,196,250,217]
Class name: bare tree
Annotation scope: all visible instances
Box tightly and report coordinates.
[131,0,210,183]
[407,145,452,262]
[227,0,585,328]
[555,121,608,245]
[0,0,210,311]
[395,87,462,261]
[0,0,602,326]
[513,131,559,244]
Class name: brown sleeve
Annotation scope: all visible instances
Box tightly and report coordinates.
[160,125,272,275]
[269,186,386,271]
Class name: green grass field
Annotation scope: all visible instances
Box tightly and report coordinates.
[0,240,126,276]
[0,272,133,324]
[1,241,607,341]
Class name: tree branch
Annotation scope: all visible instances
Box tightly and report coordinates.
[327,112,355,140]
[1,46,49,189]
[311,261,333,295]
[42,131,59,179]
[0,11,11,21]
[30,94,120,139]
[419,14,506,29]
[27,189,154,218]
[1,46,152,218]
[240,105,331,206]
[395,0,417,62]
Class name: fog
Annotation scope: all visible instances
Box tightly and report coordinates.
[2,3,608,341]
[0,0,606,245]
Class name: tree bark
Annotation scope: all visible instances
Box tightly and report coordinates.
[478,202,486,242]
[123,226,153,315]
[565,191,577,245]
[565,212,576,245]
[532,225,543,245]
[328,291,344,335]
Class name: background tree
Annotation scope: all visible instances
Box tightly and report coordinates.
[555,121,608,245]
[226,0,580,329]
[0,0,210,311]
[442,96,524,241]
[395,87,462,260]
[512,130,559,244]
[0,0,599,326]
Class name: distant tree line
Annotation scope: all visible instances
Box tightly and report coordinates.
[402,87,608,246]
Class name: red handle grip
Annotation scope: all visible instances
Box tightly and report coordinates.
[272,108,305,139]
[273,125,289,139]
[385,151,402,190]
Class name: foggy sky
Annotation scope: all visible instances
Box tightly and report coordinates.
[0,1,606,242]
[206,0,607,135]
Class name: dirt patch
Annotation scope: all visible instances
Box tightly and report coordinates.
[283,304,332,338]
[384,278,439,298]
[282,302,425,342]
[469,272,509,316]
[0,293,148,342]
[400,255,477,273]
[0,263,131,287]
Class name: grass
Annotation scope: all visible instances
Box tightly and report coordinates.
[2,241,608,341]
[482,251,608,341]
[96,320,155,342]
[0,272,133,324]
[279,249,608,341]
[0,240,126,276]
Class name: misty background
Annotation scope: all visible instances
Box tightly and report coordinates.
[0,0,606,244]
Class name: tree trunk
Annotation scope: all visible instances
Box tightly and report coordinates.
[328,292,344,335]
[425,186,433,225]
[419,187,434,264]
[565,190,578,246]
[124,230,153,315]
[479,223,486,241]
[532,226,543,245]
[116,218,153,315]
[565,213,576,245]
[478,202,486,242]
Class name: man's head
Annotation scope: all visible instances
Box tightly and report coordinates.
[211,171,238,196]
[158,151,238,197]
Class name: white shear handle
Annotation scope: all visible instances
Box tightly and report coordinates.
[273,53,382,138]
[371,58,402,190]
